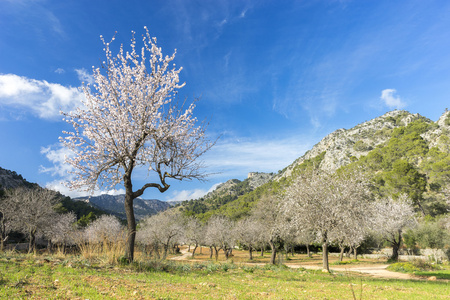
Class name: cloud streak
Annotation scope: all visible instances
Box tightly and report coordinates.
[202,135,313,179]
[40,144,125,198]
[0,74,84,120]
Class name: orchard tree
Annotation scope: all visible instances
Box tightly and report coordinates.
[84,215,125,245]
[415,218,449,263]
[282,170,373,271]
[182,216,204,258]
[233,216,261,260]
[205,215,234,261]
[42,212,77,254]
[61,28,214,262]
[5,187,61,253]
[251,195,285,264]
[373,194,416,261]
[0,191,14,251]
[138,210,183,260]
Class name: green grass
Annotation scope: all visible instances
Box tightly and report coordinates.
[0,253,449,299]
[414,270,450,280]
[387,260,450,280]
[332,259,360,265]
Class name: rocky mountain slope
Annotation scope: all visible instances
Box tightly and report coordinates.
[278,110,433,178]
[73,194,170,220]
[203,172,274,200]
[179,109,450,219]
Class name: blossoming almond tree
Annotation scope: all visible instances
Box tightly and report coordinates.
[61,28,213,262]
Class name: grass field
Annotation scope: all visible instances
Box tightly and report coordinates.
[0,248,449,299]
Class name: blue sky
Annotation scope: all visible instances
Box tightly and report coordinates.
[1,0,450,201]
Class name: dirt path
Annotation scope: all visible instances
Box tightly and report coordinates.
[171,247,417,280]
[170,247,193,260]
[285,263,414,280]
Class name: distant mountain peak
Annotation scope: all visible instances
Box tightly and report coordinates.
[73,194,170,220]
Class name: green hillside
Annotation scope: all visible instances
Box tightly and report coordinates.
[179,110,450,221]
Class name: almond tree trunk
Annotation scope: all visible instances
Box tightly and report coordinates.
[28,228,36,254]
[269,240,277,265]
[124,190,136,262]
[214,246,219,261]
[192,244,198,258]
[322,233,329,272]
[339,246,345,262]
[390,230,402,261]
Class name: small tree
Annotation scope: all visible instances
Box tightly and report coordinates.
[138,210,183,260]
[373,194,416,261]
[251,196,285,264]
[233,217,261,260]
[204,215,234,261]
[282,170,373,271]
[182,216,204,258]
[0,190,14,251]
[42,212,77,254]
[61,28,214,262]
[415,219,449,263]
[5,187,61,253]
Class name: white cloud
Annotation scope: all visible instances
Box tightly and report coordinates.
[75,68,94,85]
[55,68,65,74]
[40,144,125,198]
[0,74,84,120]
[165,182,220,202]
[40,145,74,177]
[380,89,406,109]
[44,179,125,198]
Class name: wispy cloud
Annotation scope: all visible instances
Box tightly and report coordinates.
[380,89,406,109]
[75,68,94,85]
[55,68,65,74]
[201,135,313,179]
[2,0,65,38]
[0,74,84,120]
[40,144,125,198]
[165,183,220,202]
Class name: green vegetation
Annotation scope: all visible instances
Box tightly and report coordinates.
[180,152,326,221]
[340,118,450,215]
[179,116,450,220]
[0,252,449,299]
[59,197,106,227]
[387,260,450,279]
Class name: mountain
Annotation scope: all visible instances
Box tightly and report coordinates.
[0,167,38,190]
[179,109,450,220]
[73,194,170,220]
[0,167,111,224]
[177,171,274,219]
[277,110,430,177]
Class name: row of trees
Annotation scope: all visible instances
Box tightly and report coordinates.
[1,178,447,272]
[134,170,434,271]
[0,187,76,252]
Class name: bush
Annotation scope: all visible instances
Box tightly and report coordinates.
[387,262,420,273]
[387,260,442,273]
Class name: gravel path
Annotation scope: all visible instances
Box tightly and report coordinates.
[286,263,415,280]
